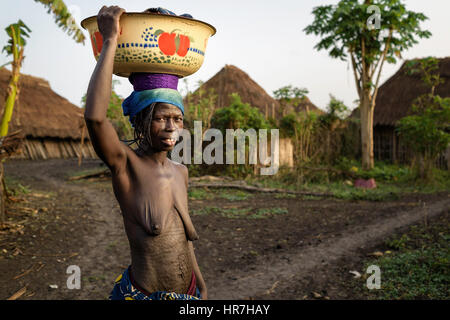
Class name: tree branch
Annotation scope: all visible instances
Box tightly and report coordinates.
[371,29,393,108]
[350,50,362,99]
[361,36,367,87]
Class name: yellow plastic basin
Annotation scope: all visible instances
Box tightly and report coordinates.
[81,12,216,78]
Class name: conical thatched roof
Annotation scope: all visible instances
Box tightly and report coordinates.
[185,64,280,116]
[0,68,86,139]
[278,96,324,116]
[374,57,450,126]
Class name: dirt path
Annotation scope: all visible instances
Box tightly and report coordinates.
[2,159,129,300]
[207,197,449,299]
[1,159,448,300]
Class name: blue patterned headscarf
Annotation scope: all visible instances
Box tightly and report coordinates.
[122,73,184,127]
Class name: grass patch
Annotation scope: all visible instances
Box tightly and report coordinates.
[246,160,449,201]
[251,207,289,219]
[329,182,401,201]
[219,207,253,219]
[360,215,449,299]
[188,188,214,200]
[189,188,253,201]
[217,189,252,201]
[191,206,217,216]
[191,206,288,219]
[275,193,297,199]
[4,176,32,196]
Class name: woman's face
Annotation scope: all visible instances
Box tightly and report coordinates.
[149,103,183,151]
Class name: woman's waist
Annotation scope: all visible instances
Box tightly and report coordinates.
[129,249,194,294]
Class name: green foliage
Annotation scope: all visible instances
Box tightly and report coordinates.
[4,176,32,196]
[2,20,31,57]
[385,234,411,251]
[397,99,450,158]
[207,93,270,178]
[364,218,450,299]
[304,0,431,170]
[188,188,252,201]
[322,94,350,121]
[396,57,450,181]
[34,0,85,44]
[304,0,431,66]
[81,80,132,140]
[291,112,321,162]
[279,113,298,138]
[191,205,288,219]
[253,207,288,218]
[211,93,270,131]
[184,86,217,132]
[405,57,443,89]
[331,184,400,201]
[188,188,214,200]
[247,157,449,201]
[367,248,449,299]
[273,85,309,109]
[273,85,309,119]
[1,20,32,138]
[335,157,411,181]
[279,95,352,166]
[273,85,309,101]
[218,189,252,201]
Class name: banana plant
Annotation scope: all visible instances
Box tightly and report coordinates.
[0,1,85,227]
[34,0,85,44]
[0,20,31,137]
[1,0,86,137]
[0,20,31,228]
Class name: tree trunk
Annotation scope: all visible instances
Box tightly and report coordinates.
[360,94,375,170]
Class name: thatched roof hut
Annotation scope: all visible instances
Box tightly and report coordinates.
[185,65,298,167]
[186,64,323,120]
[185,64,281,118]
[374,57,450,126]
[353,57,450,167]
[0,68,96,160]
[277,96,324,117]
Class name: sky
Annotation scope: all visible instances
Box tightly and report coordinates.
[0,0,449,112]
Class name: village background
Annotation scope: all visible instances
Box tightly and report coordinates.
[0,0,448,300]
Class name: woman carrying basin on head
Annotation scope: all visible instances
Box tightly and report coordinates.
[83,5,207,300]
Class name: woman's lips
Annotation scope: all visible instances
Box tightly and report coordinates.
[161,137,176,146]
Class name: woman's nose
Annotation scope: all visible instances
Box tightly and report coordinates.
[165,118,176,131]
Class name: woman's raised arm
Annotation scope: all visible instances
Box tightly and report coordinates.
[84,6,128,173]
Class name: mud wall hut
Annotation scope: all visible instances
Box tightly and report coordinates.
[0,68,96,160]
[371,57,450,168]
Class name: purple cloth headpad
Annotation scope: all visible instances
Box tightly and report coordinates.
[129,73,179,91]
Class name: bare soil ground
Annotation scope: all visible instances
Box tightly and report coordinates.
[0,159,448,300]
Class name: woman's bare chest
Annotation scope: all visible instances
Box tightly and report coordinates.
[119,163,187,235]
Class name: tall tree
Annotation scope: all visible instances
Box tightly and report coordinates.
[304,0,431,170]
